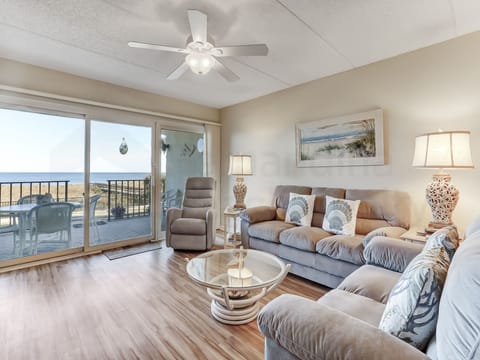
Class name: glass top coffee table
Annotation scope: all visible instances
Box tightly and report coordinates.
[186,248,290,325]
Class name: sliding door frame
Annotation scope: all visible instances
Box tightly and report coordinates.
[0,90,212,269]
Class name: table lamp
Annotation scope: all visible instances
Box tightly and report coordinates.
[228,155,253,209]
[412,130,473,231]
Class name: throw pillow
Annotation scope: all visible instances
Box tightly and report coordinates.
[322,196,360,235]
[379,247,450,350]
[423,226,459,261]
[285,193,315,226]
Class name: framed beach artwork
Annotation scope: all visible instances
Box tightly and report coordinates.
[296,109,384,167]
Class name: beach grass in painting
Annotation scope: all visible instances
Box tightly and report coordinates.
[300,118,376,161]
[296,109,384,167]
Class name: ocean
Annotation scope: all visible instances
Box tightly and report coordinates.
[0,172,151,185]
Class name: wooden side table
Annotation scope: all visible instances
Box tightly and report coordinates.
[224,207,242,248]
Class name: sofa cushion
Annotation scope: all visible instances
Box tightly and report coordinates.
[322,196,360,235]
[279,226,331,251]
[364,236,424,273]
[337,265,401,304]
[316,234,365,265]
[272,185,312,221]
[248,220,295,243]
[285,193,315,226]
[310,187,346,227]
[346,189,410,235]
[379,247,450,351]
[312,253,360,279]
[170,218,206,235]
[318,289,385,327]
[363,226,407,247]
[436,229,480,360]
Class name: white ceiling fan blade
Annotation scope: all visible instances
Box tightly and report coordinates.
[213,58,240,82]
[213,44,268,57]
[188,10,207,43]
[128,41,188,54]
[167,61,190,80]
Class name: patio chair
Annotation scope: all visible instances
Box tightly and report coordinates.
[17,193,53,205]
[29,202,75,255]
[0,214,19,254]
[166,177,215,251]
[89,195,101,240]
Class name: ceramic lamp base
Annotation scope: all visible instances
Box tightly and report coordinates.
[233,177,247,209]
[426,173,458,228]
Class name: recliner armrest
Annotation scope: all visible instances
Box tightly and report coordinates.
[206,208,215,249]
[165,207,182,247]
[240,206,276,224]
[364,236,423,273]
[258,294,428,360]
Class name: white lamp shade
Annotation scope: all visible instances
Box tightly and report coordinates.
[412,131,474,168]
[228,155,253,176]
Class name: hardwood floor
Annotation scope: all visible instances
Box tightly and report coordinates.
[0,244,328,360]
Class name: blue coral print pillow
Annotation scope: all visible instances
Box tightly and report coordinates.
[424,226,459,261]
[285,193,315,226]
[379,247,450,350]
[322,196,360,235]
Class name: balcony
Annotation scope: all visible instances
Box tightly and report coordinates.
[0,178,153,262]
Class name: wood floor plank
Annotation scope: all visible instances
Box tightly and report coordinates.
[0,244,328,359]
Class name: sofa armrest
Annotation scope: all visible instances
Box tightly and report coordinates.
[364,236,423,273]
[240,206,276,224]
[258,294,428,360]
[363,226,407,247]
[165,207,182,247]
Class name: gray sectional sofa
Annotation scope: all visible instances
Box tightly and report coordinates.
[240,185,411,288]
[257,221,480,360]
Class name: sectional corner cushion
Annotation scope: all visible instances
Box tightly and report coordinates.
[241,185,410,287]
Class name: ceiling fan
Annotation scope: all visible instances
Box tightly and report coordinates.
[128,9,268,82]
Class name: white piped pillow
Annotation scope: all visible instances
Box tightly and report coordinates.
[322,196,360,235]
[285,193,315,227]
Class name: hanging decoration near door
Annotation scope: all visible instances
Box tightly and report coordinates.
[119,137,128,155]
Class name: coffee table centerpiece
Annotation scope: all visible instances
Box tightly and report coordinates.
[186,248,290,325]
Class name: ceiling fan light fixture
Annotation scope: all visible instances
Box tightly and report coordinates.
[186,52,214,75]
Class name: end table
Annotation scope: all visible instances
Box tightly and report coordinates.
[224,207,242,248]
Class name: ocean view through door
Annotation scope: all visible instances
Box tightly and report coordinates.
[90,121,153,247]
[160,129,204,234]
[0,108,85,263]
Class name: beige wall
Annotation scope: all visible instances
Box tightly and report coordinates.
[221,31,480,232]
[0,57,219,122]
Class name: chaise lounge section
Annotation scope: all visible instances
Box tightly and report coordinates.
[257,222,478,360]
[240,185,410,287]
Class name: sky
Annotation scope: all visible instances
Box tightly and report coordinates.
[0,108,155,173]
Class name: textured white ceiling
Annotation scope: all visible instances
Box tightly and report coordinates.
[0,0,479,108]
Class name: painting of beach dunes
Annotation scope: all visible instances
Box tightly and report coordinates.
[296,109,384,167]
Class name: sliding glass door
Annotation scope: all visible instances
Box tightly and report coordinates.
[0,108,85,262]
[0,104,206,266]
[160,129,204,234]
[89,120,153,246]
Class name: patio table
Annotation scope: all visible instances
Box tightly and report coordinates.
[0,202,80,256]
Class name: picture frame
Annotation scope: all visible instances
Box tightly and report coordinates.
[296,109,384,167]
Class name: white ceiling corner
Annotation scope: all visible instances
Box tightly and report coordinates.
[0,0,479,108]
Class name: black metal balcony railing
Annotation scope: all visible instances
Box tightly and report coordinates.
[0,180,70,207]
[0,179,152,223]
[106,179,151,221]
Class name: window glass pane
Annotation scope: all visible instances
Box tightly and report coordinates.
[0,108,84,261]
[90,120,152,245]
